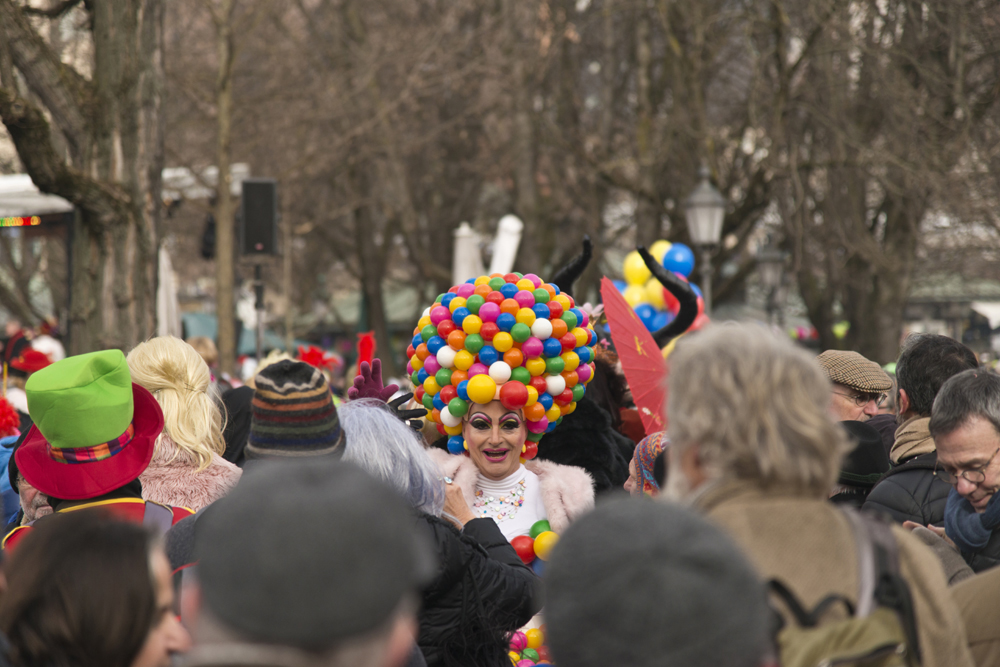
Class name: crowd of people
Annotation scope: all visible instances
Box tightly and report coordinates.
[0,268,999,667]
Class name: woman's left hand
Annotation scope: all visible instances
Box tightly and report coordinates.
[443,481,476,529]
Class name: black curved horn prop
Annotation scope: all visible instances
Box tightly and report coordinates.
[638,246,699,347]
[551,236,592,297]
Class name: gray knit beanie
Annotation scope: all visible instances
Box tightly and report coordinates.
[544,498,771,667]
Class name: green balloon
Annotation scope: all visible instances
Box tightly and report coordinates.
[526,430,544,442]
[435,293,444,303]
[529,520,551,539]
[511,322,531,343]
[435,368,453,388]
[572,383,586,401]
[521,649,539,662]
[510,366,531,385]
[411,370,421,385]
[422,393,435,410]
[448,397,469,417]
[489,277,506,291]
[464,333,485,354]
[465,294,485,314]
[514,272,524,279]
[561,311,578,329]
[546,357,565,375]
[533,288,549,304]
[421,324,437,342]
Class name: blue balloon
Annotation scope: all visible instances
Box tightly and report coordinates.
[426,336,446,355]
[465,278,476,284]
[500,282,519,299]
[451,307,469,327]
[662,242,695,277]
[531,558,546,575]
[574,346,591,363]
[543,338,564,358]
[539,392,554,410]
[417,368,429,384]
[551,284,560,294]
[613,279,627,293]
[532,303,551,320]
[545,419,558,432]
[478,345,500,366]
[441,292,456,308]
[411,333,423,349]
[456,380,470,401]
[634,303,656,328]
[690,282,703,299]
[432,394,445,410]
[447,435,465,454]
[649,311,671,331]
[496,313,516,332]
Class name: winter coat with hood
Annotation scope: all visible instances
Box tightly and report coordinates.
[862,416,952,526]
[139,434,242,511]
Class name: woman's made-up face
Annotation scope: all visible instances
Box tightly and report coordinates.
[462,400,526,481]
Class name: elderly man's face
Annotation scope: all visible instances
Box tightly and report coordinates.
[829,383,881,422]
[17,474,52,523]
[935,416,1000,513]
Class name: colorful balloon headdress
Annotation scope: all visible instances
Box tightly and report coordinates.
[406,272,599,459]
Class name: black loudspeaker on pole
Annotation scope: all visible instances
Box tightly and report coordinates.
[240,179,278,256]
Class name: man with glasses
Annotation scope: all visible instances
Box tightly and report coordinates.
[816,350,892,422]
[863,334,978,529]
[929,369,1000,572]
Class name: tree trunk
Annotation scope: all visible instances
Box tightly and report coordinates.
[214,0,237,373]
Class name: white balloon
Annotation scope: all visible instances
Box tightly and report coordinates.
[436,346,457,369]
[489,361,512,384]
[546,375,566,397]
[423,307,432,318]
[440,406,461,427]
[531,318,553,340]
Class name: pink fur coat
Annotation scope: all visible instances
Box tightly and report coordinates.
[428,449,594,533]
[139,435,242,511]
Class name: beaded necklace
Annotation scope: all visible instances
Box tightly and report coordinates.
[473,478,527,522]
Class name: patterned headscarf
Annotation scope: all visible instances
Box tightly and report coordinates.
[633,431,667,496]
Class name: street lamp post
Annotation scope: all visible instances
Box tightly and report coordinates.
[684,165,726,313]
[756,237,787,326]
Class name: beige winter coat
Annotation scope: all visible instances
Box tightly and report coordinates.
[692,479,974,667]
[952,565,1000,667]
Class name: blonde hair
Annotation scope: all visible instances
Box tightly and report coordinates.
[127,336,225,471]
[667,323,850,497]
[185,336,218,367]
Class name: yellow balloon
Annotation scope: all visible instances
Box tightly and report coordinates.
[623,250,651,285]
[650,239,672,263]
[444,423,463,435]
[466,374,497,404]
[525,628,544,650]
[645,277,666,309]
[623,284,647,307]
[533,531,560,561]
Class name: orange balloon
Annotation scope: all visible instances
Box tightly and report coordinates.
[524,402,546,421]
[415,343,430,361]
[543,284,556,300]
[500,299,520,316]
[447,330,467,350]
[503,348,524,368]
[550,319,568,340]
[561,370,579,387]
[450,369,469,386]
[430,408,441,423]
[474,283,492,297]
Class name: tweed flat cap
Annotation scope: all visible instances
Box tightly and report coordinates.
[816,350,892,393]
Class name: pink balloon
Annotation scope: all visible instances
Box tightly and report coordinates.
[521,337,544,358]
[430,306,452,326]
[517,661,536,667]
[423,356,441,375]
[515,290,536,308]
[578,311,589,327]
[523,273,542,288]
[576,363,592,384]
[406,361,413,375]
[510,632,527,652]
[479,302,501,323]
[526,417,549,434]
[457,283,476,298]
[468,363,488,377]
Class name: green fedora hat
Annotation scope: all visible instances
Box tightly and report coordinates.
[15,349,164,500]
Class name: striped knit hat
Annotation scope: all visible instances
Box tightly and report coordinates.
[247,360,344,459]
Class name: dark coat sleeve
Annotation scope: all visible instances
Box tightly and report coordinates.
[862,468,950,526]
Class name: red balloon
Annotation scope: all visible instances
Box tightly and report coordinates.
[523,441,538,460]
[696,296,705,317]
[480,322,499,341]
[485,290,505,305]
[512,535,536,564]
[500,381,529,411]
[560,333,577,353]
[537,647,551,662]
[448,285,460,293]
[529,376,548,395]
[435,424,446,436]
[546,300,564,319]
[437,319,457,337]
[439,384,458,404]
[414,386,425,403]
[689,313,711,332]
[504,273,520,284]
[662,287,681,315]
[555,389,574,405]
[406,344,416,357]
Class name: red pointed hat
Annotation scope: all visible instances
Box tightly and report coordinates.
[14,349,163,500]
[10,349,52,374]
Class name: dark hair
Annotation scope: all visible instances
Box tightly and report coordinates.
[586,352,628,431]
[929,369,1000,439]
[895,334,978,417]
[0,511,159,667]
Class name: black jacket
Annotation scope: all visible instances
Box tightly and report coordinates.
[537,397,633,494]
[862,452,950,526]
[417,514,541,667]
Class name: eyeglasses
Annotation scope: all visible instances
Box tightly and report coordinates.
[832,390,887,408]
[934,447,1000,486]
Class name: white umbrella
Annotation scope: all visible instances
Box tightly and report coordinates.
[452,222,485,285]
